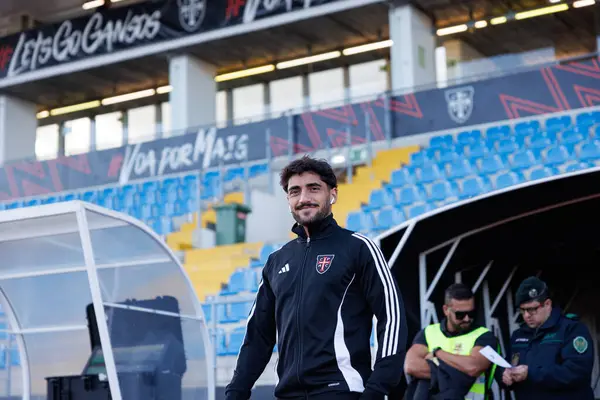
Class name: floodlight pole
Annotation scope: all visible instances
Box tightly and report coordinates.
[76,208,124,400]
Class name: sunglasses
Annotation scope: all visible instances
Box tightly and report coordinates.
[451,309,477,320]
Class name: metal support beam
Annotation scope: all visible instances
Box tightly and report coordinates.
[419,238,461,328]
[491,266,518,315]
[472,260,493,294]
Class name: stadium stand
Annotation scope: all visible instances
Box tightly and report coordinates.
[345,109,600,237]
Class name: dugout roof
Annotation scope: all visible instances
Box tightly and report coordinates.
[376,166,600,341]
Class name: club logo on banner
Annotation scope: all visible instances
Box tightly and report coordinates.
[177,0,207,32]
[445,86,475,124]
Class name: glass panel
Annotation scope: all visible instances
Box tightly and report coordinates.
[308,68,344,110]
[233,84,264,124]
[102,306,208,399]
[97,261,198,317]
[64,118,92,156]
[96,111,124,150]
[0,335,24,397]
[35,124,59,161]
[0,214,84,276]
[24,329,91,397]
[86,211,166,265]
[128,105,156,144]
[1,272,91,329]
[270,76,303,116]
[349,60,388,100]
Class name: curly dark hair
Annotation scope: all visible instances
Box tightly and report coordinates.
[279,155,338,193]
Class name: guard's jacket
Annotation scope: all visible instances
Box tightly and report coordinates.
[225,214,407,399]
[504,307,594,400]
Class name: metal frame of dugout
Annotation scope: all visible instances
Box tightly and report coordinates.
[0,201,215,400]
[374,166,600,400]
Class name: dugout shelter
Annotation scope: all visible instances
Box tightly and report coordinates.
[375,166,600,397]
[0,201,214,400]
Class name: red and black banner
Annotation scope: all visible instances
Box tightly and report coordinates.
[0,0,341,80]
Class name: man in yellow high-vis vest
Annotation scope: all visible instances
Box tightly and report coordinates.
[405,283,499,399]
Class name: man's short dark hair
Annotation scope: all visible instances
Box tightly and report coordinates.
[445,283,474,305]
[279,155,338,193]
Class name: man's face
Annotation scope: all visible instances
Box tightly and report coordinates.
[519,299,551,329]
[443,298,476,333]
[286,172,336,226]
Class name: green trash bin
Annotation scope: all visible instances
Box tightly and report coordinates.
[213,203,252,246]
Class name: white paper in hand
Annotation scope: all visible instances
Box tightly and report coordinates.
[479,345,513,368]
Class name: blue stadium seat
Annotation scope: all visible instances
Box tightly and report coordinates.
[463,141,489,160]
[396,185,425,206]
[479,154,505,175]
[546,115,571,132]
[457,130,482,145]
[226,327,247,355]
[226,301,253,323]
[510,150,536,170]
[224,167,245,182]
[528,133,552,150]
[410,150,431,167]
[514,120,540,135]
[564,161,593,173]
[375,208,405,231]
[544,145,571,167]
[486,125,510,140]
[495,171,521,190]
[529,167,555,180]
[249,163,269,178]
[429,134,454,149]
[579,141,600,161]
[363,189,395,211]
[447,159,474,180]
[460,177,487,199]
[8,347,18,366]
[221,269,259,295]
[408,203,433,218]
[347,211,374,232]
[416,164,443,184]
[428,181,458,202]
[496,137,519,156]
[388,168,413,188]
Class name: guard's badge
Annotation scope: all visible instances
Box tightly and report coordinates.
[511,353,520,366]
[453,342,463,354]
[529,288,538,298]
[573,336,588,354]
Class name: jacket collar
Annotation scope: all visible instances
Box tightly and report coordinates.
[291,213,337,240]
[439,318,483,338]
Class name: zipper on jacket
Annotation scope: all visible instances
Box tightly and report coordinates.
[295,236,310,389]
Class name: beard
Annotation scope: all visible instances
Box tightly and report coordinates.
[292,203,331,226]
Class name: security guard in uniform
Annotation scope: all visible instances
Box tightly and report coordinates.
[502,276,595,400]
[405,283,499,399]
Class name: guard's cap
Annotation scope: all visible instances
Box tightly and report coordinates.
[515,276,549,307]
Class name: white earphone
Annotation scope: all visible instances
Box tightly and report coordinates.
[330,197,335,205]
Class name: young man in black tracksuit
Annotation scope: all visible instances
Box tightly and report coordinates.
[225,156,407,400]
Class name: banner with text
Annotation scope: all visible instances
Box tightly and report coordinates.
[0,56,599,200]
[0,0,342,80]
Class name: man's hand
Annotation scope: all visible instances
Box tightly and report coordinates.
[425,352,434,360]
[502,369,514,386]
[511,365,528,382]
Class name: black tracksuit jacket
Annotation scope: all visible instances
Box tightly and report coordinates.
[225,214,407,399]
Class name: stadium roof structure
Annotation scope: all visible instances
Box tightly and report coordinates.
[0,201,214,400]
[375,166,600,359]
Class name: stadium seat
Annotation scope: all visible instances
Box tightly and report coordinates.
[463,141,489,160]
[226,327,247,355]
[564,161,593,173]
[416,164,443,184]
[579,141,600,161]
[457,130,482,145]
[460,177,487,199]
[428,181,458,202]
[410,150,430,167]
[363,189,395,211]
[529,167,556,180]
[495,171,521,190]
[446,159,475,180]
[546,115,571,132]
[346,211,375,233]
[221,268,258,295]
[544,145,571,167]
[388,168,414,188]
[429,134,454,149]
[514,120,540,135]
[214,328,228,356]
[396,185,425,206]
[226,301,253,323]
[408,203,434,218]
[375,207,405,231]
[496,137,519,156]
[479,154,505,175]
